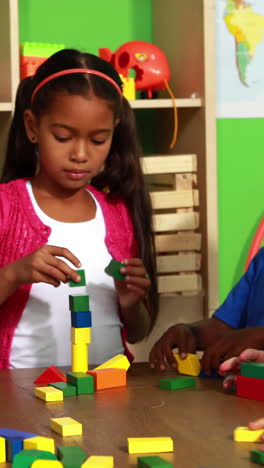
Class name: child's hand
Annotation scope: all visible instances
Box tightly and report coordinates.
[9,245,81,287]
[201,328,264,376]
[218,348,264,391]
[115,258,150,309]
[149,324,196,371]
[248,418,264,449]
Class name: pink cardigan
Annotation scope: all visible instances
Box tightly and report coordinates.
[0,179,137,369]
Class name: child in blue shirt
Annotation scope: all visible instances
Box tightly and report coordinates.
[149,249,264,373]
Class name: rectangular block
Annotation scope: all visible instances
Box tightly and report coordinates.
[67,372,94,395]
[234,426,264,442]
[82,455,114,467]
[237,375,264,402]
[137,455,173,467]
[87,368,126,390]
[71,311,92,328]
[72,343,88,373]
[48,382,77,397]
[251,449,264,464]
[50,417,82,436]
[0,428,37,440]
[34,386,64,402]
[23,436,55,454]
[69,269,86,287]
[69,294,90,312]
[71,327,91,344]
[0,437,5,463]
[241,362,264,380]
[57,445,87,466]
[128,437,173,454]
[94,354,130,371]
[159,376,195,390]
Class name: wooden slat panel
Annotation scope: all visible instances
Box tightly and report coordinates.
[141,155,197,174]
[157,253,201,273]
[158,274,202,293]
[153,212,199,232]
[150,190,199,209]
[155,233,202,252]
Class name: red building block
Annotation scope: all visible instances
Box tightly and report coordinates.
[237,375,264,402]
[20,56,47,79]
[34,366,66,384]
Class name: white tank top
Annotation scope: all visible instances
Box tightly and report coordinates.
[9,182,124,368]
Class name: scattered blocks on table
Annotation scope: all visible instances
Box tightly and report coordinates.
[94,354,130,371]
[48,382,77,397]
[104,259,125,281]
[173,353,201,376]
[71,327,91,344]
[23,436,55,453]
[72,343,88,372]
[234,426,264,442]
[69,269,86,287]
[241,362,264,380]
[57,445,87,466]
[81,455,114,467]
[34,366,66,384]
[0,437,5,463]
[250,449,264,465]
[159,376,195,391]
[69,294,90,312]
[12,449,57,468]
[71,311,92,328]
[50,417,83,436]
[237,375,264,402]
[137,455,173,467]
[128,437,174,454]
[34,386,64,402]
[67,372,94,395]
[87,368,126,390]
[31,460,63,468]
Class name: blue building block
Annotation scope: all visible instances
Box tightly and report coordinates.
[0,429,37,462]
[0,428,37,439]
[199,369,222,378]
[71,310,92,328]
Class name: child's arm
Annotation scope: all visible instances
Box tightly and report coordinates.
[0,245,81,305]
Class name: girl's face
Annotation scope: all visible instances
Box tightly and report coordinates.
[24,92,117,193]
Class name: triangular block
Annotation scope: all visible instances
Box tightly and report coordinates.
[34,366,66,384]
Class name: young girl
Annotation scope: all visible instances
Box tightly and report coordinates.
[0,48,158,369]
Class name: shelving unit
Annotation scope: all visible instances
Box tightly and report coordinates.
[130,98,202,109]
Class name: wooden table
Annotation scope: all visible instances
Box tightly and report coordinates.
[0,363,263,467]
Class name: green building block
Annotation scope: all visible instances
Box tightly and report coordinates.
[241,362,264,380]
[57,445,87,467]
[69,269,86,287]
[20,42,65,57]
[105,259,125,280]
[48,381,77,396]
[69,294,89,312]
[137,456,173,467]
[12,449,57,468]
[66,371,94,395]
[250,449,264,465]
[159,376,196,390]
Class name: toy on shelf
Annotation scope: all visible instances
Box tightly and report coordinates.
[99,41,178,148]
[20,42,64,80]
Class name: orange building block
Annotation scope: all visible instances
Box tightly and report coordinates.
[87,368,126,390]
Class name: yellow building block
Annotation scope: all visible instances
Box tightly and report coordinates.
[0,436,6,463]
[50,417,83,436]
[34,386,64,401]
[127,437,174,454]
[94,354,130,371]
[31,461,63,468]
[234,426,264,442]
[173,353,201,376]
[71,327,91,344]
[23,436,55,453]
[81,455,114,467]
[119,74,136,100]
[72,343,88,372]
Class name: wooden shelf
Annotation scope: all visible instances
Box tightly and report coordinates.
[0,103,12,112]
[129,98,202,109]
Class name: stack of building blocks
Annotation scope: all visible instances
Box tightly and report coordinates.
[69,269,91,373]
[173,353,201,376]
[159,376,195,391]
[20,42,65,79]
[50,417,83,437]
[237,362,264,402]
[128,437,174,454]
[137,455,173,468]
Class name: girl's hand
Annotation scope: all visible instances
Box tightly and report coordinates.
[8,245,82,288]
[115,258,150,309]
[218,348,264,391]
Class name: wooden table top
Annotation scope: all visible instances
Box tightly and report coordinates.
[0,363,263,468]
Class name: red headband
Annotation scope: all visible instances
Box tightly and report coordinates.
[31,68,123,105]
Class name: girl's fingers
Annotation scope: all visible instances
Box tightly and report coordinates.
[240,348,264,363]
[47,246,81,269]
[218,356,241,375]
[248,418,264,430]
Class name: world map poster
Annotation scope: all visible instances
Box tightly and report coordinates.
[216,0,264,117]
